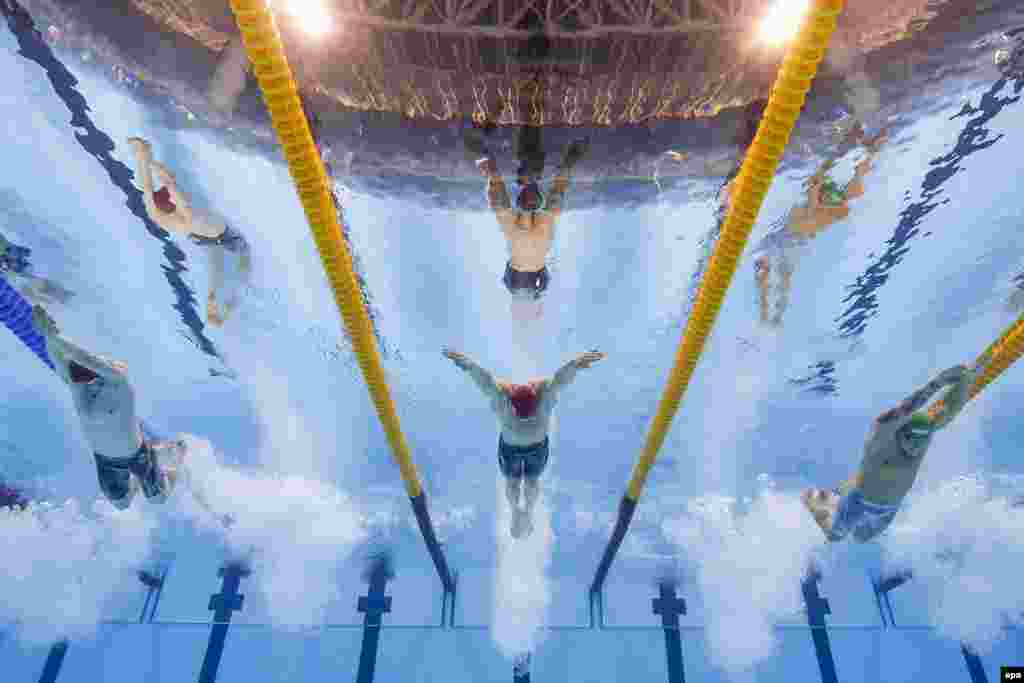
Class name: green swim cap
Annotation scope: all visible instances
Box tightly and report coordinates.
[819,178,846,206]
[905,413,934,439]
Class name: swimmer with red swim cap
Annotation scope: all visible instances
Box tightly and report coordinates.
[443,348,605,538]
[31,304,187,509]
[127,137,251,327]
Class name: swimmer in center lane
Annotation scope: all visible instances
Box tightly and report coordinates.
[443,348,605,538]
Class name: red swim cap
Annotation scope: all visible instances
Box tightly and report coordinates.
[506,384,540,418]
[153,186,176,214]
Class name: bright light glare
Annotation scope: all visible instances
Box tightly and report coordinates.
[284,0,331,38]
[757,0,810,47]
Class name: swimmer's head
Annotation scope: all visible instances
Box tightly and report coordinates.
[69,361,99,384]
[153,186,177,214]
[818,178,846,206]
[898,413,934,456]
[516,182,545,213]
[503,383,540,419]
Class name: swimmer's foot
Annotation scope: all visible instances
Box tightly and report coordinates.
[802,488,837,540]
[207,295,225,327]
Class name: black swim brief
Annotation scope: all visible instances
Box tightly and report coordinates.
[498,436,549,479]
[93,442,165,504]
[503,262,549,298]
[189,225,248,255]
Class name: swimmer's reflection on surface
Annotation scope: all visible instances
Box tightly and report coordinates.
[465,125,588,308]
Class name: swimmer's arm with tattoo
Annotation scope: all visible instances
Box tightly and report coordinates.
[869,365,969,444]
[930,355,989,429]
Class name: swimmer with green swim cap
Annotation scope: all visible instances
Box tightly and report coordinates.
[803,354,991,543]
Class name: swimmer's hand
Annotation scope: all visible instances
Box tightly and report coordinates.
[443,348,472,370]
[127,137,152,159]
[573,351,605,369]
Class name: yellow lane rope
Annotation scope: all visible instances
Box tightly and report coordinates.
[228,0,422,497]
[626,0,845,501]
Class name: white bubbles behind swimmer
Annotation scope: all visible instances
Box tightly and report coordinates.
[880,474,1024,653]
[491,476,555,661]
[176,435,368,626]
[0,499,155,644]
[662,490,822,675]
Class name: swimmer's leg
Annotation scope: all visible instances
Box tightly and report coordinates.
[523,477,540,514]
[131,443,180,504]
[505,475,522,510]
[221,240,252,324]
[772,254,796,327]
[755,256,772,325]
[207,246,226,326]
[518,476,539,538]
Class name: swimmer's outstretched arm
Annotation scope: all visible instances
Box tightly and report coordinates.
[127,138,191,235]
[31,306,126,384]
[49,335,127,383]
[443,348,500,399]
[548,351,605,395]
[930,355,990,429]
[477,158,512,214]
[872,365,971,437]
[128,138,160,215]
